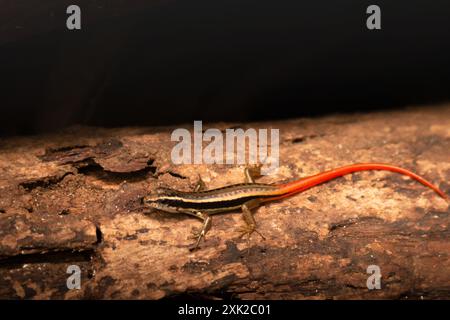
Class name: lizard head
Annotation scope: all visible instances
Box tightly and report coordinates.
[142,187,181,213]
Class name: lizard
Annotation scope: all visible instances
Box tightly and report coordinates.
[143,163,447,250]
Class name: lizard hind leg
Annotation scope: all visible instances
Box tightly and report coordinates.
[237,199,266,242]
[244,163,263,183]
[189,212,212,251]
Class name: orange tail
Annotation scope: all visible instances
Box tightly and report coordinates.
[267,163,447,201]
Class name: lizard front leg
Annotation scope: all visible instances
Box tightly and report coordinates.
[189,211,212,251]
[193,174,207,192]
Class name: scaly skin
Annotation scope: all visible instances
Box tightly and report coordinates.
[143,163,447,250]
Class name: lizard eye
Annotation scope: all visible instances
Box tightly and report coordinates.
[143,187,175,205]
[156,188,166,195]
[142,194,158,204]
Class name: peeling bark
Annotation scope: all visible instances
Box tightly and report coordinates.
[0,106,449,299]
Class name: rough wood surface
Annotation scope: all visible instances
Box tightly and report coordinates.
[1,106,449,299]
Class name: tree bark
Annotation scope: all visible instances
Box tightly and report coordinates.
[0,105,449,299]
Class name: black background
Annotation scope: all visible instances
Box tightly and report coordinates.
[1,0,450,136]
[0,300,447,317]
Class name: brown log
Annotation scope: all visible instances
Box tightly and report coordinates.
[0,106,449,299]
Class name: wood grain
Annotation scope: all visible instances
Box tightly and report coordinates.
[0,106,449,299]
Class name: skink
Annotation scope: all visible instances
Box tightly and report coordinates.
[143,163,447,250]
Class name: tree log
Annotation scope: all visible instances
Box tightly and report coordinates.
[0,106,449,299]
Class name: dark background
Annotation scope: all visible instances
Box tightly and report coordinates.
[1,0,449,136]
